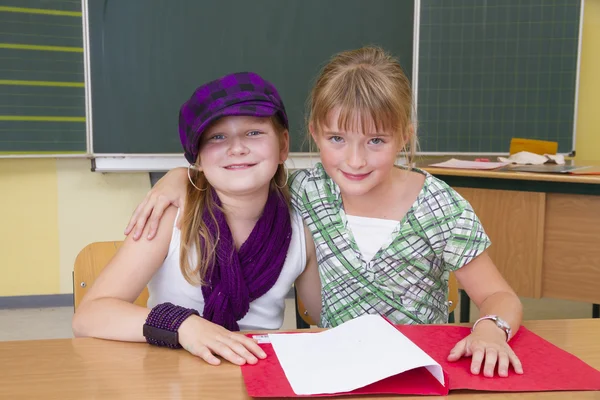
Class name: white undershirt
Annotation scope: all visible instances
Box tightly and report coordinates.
[346,214,400,263]
[147,209,307,330]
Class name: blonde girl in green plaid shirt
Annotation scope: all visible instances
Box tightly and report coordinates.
[127,47,523,379]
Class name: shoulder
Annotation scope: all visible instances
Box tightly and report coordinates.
[289,163,333,212]
[415,168,471,217]
[289,168,310,195]
[289,164,328,192]
[159,205,180,234]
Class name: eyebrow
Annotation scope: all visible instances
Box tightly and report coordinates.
[323,131,391,137]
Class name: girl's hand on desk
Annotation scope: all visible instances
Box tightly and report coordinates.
[178,315,267,366]
[447,321,523,378]
[124,167,188,240]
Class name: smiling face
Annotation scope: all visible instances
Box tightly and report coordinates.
[311,107,403,199]
[306,47,416,200]
[196,115,289,197]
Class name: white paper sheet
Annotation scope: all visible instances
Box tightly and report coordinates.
[429,158,509,170]
[268,315,444,395]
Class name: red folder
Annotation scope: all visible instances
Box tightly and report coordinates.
[241,324,600,397]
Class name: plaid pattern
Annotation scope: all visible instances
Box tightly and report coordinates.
[179,72,288,163]
[290,163,491,328]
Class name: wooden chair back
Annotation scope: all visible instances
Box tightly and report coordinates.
[73,241,148,310]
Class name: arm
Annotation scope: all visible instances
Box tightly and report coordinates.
[73,207,178,341]
[124,167,188,240]
[73,206,265,365]
[294,224,322,323]
[454,251,522,338]
[449,251,524,377]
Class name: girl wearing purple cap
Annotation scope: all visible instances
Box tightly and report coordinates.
[125,47,524,378]
[73,72,321,366]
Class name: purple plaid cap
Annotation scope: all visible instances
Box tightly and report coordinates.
[179,71,289,164]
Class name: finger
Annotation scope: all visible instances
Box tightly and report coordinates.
[232,334,267,359]
[483,348,499,378]
[509,350,524,374]
[497,351,510,377]
[147,199,169,239]
[209,341,247,366]
[133,201,155,240]
[470,345,485,375]
[124,200,146,236]
[447,338,467,362]
[191,345,221,366]
[218,336,259,364]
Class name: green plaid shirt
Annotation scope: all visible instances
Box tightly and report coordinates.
[290,163,491,328]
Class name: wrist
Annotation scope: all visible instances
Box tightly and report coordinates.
[471,315,512,342]
[177,314,201,340]
[143,302,199,348]
[472,320,506,340]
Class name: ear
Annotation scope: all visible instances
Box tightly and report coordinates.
[309,123,320,149]
[193,155,203,172]
[279,129,290,163]
[397,123,415,152]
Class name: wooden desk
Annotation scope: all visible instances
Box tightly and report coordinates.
[0,319,599,400]
[420,162,600,313]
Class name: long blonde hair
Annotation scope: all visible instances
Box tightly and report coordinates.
[179,116,290,286]
[307,46,416,164]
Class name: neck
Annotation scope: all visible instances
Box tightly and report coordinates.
[214,186,271,248]
[215,187,270,222]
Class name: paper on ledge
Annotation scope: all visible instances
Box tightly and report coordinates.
[268,314,445,395]
[429,158,509,170]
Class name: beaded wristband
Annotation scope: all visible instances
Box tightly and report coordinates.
[143,302,199,349]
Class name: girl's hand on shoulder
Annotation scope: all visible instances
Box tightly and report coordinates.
[177,315,267,366]
[447,320,523,378]
[124,167,188,240]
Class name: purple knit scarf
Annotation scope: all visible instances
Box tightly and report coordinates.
[201,189,292,331]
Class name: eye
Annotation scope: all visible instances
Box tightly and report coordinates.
[247,130,263,136]
[208,134,225,141]
[328,136,344,143]
[369,137,384,145]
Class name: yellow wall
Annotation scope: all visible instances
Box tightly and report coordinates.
[575,0,600,161]
[1,4,599,297]
[0,158,150,296]
[0,159,60,296]
[55,159,152,293]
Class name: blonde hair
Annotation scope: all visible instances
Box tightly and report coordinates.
[179,116,290,286]
[307,46,416,164]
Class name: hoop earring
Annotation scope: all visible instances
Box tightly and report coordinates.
[188,164,207,191]
[275,164,289,189]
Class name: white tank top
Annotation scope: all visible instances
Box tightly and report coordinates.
[147,209,306,331]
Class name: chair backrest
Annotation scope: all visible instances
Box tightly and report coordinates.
[509,137,558,155]
[295,272,460,326]
[73,241,149,310]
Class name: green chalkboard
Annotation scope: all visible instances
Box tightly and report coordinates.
[0,0,86,154]
[87,0,414,154]
[417,0,580,153]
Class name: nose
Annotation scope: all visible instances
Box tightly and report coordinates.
[347,144,367,170]
[227,135,249,156]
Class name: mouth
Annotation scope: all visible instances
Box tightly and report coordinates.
[223,163,256,170]
[341,171,371,181]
